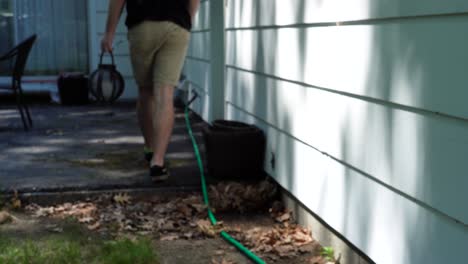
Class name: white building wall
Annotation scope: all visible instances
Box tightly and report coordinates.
[186,0,468,263]
[184,0,212,121]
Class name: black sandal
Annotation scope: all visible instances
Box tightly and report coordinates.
[150,165,169,182]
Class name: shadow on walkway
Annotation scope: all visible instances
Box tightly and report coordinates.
[0,102,207,193]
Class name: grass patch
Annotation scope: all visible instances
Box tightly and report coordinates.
[0,234,158,264]
[99,237,157,264]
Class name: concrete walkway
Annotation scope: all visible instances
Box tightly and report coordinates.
[0,102,207,193]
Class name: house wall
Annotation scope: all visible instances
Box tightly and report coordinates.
[184,0,468,263]
[184,0,213,121]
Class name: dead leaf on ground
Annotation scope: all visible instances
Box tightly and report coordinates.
[275,211,292,223]
[182,232,195,239]
[22,182,318,260]
[113,193,131,204]
[87,221,101,230]
[274,244,296,257]
[197,219,217,237]
[49,226,64,233]
[236,214,314,259]
[214,250,225,256]
[138,221,154,231]
[11,190,22,210]
[79,216,94,223]
[211,257,236,264]
[160,234,180,241]
[0,211,13,225]
[209,180,277,213]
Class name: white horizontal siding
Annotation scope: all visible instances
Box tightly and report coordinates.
[226,67,468,223]
[188,32,211,60]
[226,0,468,28]
[183,0,212,121]
[193,0,210,30]
[226,17,468,119]
[184,59,211,94]
[224,1,468,264]
[226,104,468,264]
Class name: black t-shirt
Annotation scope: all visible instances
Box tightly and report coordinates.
[125,0,192,31]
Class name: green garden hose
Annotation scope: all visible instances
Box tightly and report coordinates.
[184,106,266,264]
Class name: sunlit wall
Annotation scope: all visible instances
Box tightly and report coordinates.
[181,0,212,121]
[184,0,468,263]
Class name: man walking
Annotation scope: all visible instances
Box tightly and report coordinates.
[101,0,200,181]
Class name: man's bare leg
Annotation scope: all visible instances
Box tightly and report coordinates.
[137,86,156,151]
[151,84,175,167]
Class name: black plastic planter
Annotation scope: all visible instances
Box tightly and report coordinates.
[57,73,89,105]
[203,120,266,180]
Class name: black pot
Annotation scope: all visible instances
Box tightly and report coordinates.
[57,72,89,105]
[203,120,266,180]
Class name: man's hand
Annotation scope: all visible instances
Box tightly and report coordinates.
[101,33,114,53]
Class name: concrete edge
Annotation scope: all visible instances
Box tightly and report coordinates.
[281,188,375,264]
[4,186,201,206]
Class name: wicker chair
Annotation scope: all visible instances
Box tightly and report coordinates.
[0,35,37,131]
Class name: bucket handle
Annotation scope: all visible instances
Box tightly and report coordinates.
[99,51,115,66]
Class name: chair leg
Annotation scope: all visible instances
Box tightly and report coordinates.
[14,86,30,131]
[25,104,33,128]
[17,101,29,131]
[20,87,33,129]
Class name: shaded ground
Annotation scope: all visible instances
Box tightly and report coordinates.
[0,102,331,263]
[1,191,326,264]
[0,102,205,192]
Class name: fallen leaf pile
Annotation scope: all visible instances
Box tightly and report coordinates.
[26,202,98,223]
[0,211,13,225]
[231,210,316,260]
[209,180,278,213]
[22,181,318,260]
[25,194,213,240]
[244,225,313,256]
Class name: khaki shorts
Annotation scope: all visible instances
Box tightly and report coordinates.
[127,21,190,88]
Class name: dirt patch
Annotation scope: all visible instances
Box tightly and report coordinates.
[0,180,336,263]
[155,239,247,264]
[16,193,333,263]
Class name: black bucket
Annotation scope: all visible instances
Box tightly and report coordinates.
[57,73,89,105]
[203,120,266,180]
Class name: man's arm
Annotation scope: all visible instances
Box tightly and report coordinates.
[101,0,126,52]
[189,0,200,20]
